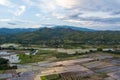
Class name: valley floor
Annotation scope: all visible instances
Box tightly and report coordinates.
[1,52,119,80]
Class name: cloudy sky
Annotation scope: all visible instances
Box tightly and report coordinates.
[0,0,120,30]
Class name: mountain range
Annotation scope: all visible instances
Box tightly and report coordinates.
[0,25,119,46]
[52,25,95,31]
[0,28,38,34]
[0,25,95,34]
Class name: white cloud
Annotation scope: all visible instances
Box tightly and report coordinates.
[41,0,120,29]
[14,5,26,16]
[0,0,26,16]
[52,13,66,19]
[0,19,11,22]
[24,0,33,6]
[35,13,41,17]
[0,0,14,7]
[1,0,120,30]
[55,0,79,9]
[22,0,120,30]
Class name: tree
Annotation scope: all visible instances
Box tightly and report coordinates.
[97,48,103,51]
[0,58,9,70]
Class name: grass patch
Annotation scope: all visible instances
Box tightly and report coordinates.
[0,70,5,74]
[18,50,74,64]
[18,49,90,64]
[41,74,60,80]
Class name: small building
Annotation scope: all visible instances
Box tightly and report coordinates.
[103,48,114,51]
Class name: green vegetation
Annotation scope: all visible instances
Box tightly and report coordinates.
[98,72,108,78]
[40,72,108,80]
[0,70,5,74]
[0,28,120,48]
[0,58,17,70]
[41,74,60,80]
[103,50,120,54]
[97,48,103,51]
[18,50,69,64]
[0,58,9,70]
[18,49,90,64]
[17,47,120,64]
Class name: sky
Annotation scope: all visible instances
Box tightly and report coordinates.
[0,0,120,30]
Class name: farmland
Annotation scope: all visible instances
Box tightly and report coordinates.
[0,0,120,79]
[0,43,120,80]
[39,53,120,80]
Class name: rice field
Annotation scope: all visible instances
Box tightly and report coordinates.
[39,53,120,80]
[0,50,119,80]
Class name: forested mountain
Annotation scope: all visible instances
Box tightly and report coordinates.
[0,25,95,35]
[0,27,119,47]
[0,28,38,34]
[52,25,95,31]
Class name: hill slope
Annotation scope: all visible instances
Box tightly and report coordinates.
[11,28,120,45]
[0,27,120,46]
[0,28,38,34]
[0,25,95,35]
[52,25,95,31]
